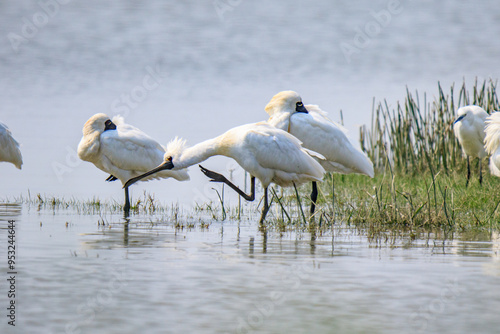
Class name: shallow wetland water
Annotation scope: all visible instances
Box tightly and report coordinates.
[1,203,499,334]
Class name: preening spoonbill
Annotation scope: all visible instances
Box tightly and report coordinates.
[124,122,325,223]
[453,105,488,186]
[77,113,189,213]
[0,122,22,169]
[265,91,374,215]
[484,111,500,177]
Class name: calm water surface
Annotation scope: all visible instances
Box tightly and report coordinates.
[1,1,500,333]
[0,205,499,333]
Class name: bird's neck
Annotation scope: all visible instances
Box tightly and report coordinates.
[267,112,291,132]
[77,131,101,162]
[177,137,223,168]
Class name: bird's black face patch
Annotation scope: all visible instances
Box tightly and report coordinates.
[104,119,117,131]
[295,101,308,113]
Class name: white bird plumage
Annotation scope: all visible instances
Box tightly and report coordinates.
[266,91,374,177]
[484,111,500,177]
[0,122,23,170]
[265,90,374,214]
[161,122,325,189]
[77,113,189,212]
[453,105,488,186]
[124,121,326,223]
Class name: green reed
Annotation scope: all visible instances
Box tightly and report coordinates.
[337,79,500,231]
[360,79,500,175]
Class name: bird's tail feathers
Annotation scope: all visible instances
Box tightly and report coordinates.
[303,148,326,161]
[322,149,375,178]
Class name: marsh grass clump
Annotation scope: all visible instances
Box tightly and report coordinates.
[18,191,175,216]
[360,79,500,174]
[327,171,500,231]
[329,79,500,233]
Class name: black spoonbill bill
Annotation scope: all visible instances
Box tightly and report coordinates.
[124,121,325,224]
[77,114,189,213]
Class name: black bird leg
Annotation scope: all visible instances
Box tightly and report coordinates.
[259,187,270,225]
[466,156,470,188]
[479,158,483,186]
[124,186,131,213]
[310,181,318,216]
[199,165,255,201]
[199,165,273,223]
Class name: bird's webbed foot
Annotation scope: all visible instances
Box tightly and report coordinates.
[199,165,229,184]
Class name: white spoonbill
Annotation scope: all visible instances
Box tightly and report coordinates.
[77,113,189,213]
[453,105,488,186]
[124,121,325,223]
[0,122,23,169]
[265,91,374,215]
[484,111,500,177]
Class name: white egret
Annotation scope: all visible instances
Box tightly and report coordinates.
[77,113,189,212]
[265,91,374,215]
[0,122,22,169]
[124,121,325,223]
[453,105,488,186]
[484,111,500,177]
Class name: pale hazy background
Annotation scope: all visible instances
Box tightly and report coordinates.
[1,0,499,206]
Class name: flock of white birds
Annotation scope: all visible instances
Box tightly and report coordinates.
[2,91,500,222]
